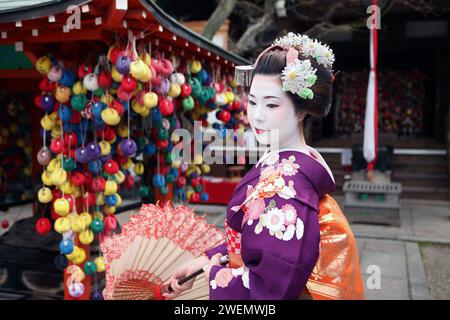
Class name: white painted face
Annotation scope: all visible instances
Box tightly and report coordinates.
[247,74,301,148]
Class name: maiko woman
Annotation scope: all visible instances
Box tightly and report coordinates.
[164,33,365,300]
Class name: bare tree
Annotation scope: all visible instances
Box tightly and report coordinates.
[201,0,448,60]
[202,0,238,40]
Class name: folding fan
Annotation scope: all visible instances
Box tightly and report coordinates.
[100,202,226,300]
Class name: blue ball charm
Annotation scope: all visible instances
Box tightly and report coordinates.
[144,142,156,157]
[152,174,165,188]
[105,194,118,207]
[59,239,74,255]
[169,167,179,178]
[200,192,209,202]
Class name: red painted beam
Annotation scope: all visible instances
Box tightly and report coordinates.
[105,0,128,28]
[0,69,40,78]
[0,29,114,45]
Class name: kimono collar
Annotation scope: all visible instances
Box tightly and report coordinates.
[256,148,336,197]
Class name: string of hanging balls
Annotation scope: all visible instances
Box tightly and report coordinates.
[33,38,246,298]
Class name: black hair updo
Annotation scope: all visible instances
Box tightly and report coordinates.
[252,46,333,128]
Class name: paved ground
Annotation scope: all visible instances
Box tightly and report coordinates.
[1,197,449,300]
[420,243,450,300]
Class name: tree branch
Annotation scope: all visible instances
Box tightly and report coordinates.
[233,0,277,55]
[202,0,238,40]
[304,0,395,39]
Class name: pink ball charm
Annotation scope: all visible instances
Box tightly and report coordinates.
[37,147,51,166]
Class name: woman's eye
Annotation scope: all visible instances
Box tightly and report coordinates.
[249,100,256,106]
[266,104,279,108]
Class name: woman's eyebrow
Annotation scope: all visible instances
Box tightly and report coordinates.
[248,94,281,100]
[263,96,281,100]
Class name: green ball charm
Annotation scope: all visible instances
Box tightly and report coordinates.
[94,88,104,98]
[182,96,194,111]
[157,127,168,140]
[159,184,169,195]
[83,260,97,275]
[168,115,176,130]
[138,185,150,198]
[71,94,88,112]
[165,173,175,183]
[164,152,173,164]
[90,218,104,233]
[62,157,76,172]
[137,136,149,150]
[194,185,202,193]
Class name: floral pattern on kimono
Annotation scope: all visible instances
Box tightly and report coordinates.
[205,150,336,300]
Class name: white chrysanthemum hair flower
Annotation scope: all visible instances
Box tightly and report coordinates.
[281,58,317,100]
[272,32,335,100]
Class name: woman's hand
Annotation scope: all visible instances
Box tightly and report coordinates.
[203,253,223,282]
[162,255,209,300]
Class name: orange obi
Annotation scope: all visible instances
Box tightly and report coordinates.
[305,194,365,300]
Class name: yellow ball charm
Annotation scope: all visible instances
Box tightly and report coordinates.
[115,193,122,207]
[114,171,125,184]
[54,217,71,234]
[72,248,86,265]
[66,246,81,261]
[94,257,106,273]
[143,92,158,108]
[96,193,105,206]
[104,180,117,196]
[134,162,144,175]
[79,212,92,226]
[99,141,111,156]
[54,198,70,216]
[101,108,121,126]
[79,229,94,245]
[201,164,211,174]
[38,187,53,203]
[190,60,202,74]
[50,168,67,186]
[70,216,87,233]
[41,170,53,186]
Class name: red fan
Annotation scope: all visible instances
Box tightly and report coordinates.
[100,202,225,300]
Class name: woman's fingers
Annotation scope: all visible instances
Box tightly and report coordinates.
[204,253,223,280]
[162,291,178,300]
[210,253,223,265]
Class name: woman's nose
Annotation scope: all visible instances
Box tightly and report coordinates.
[254,106,265,122]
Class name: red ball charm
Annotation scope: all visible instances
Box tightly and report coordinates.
[35,217,52,235]
[180,83,192,98]
[158,98,174,116]
[1,219,9,229]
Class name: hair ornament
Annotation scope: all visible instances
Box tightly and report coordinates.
[281,58,317,100]
[272,32,335,100]
[273,32,335,69]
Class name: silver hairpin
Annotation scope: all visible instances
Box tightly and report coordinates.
[234,65,254,88]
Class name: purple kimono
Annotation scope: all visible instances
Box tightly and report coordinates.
[204,150,335,300]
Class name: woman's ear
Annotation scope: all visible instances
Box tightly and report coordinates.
[298,111,307,122]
